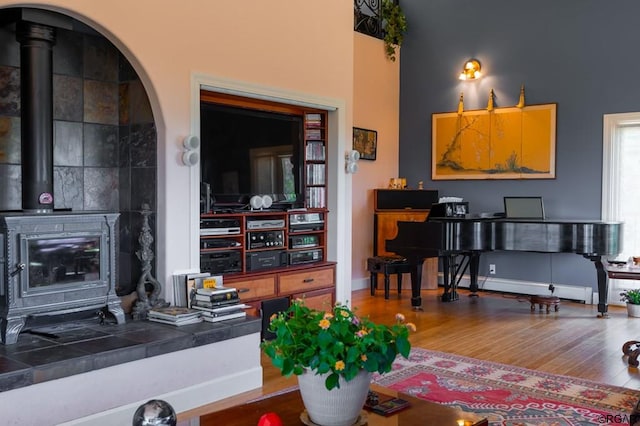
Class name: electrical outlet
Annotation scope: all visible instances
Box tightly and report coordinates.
[489,264,496,274]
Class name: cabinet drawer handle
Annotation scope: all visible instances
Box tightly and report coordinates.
[303,278,315,283]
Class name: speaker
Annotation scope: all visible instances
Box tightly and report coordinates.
[249,194,273,210]
[182,135,200,166]
[261,297,290,340]
[374,189,440,210]
[250,195,263,210]
[345,149,360,174]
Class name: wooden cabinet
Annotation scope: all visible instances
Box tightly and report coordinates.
[200,210,334,313]
[278,265,335,295]
[196,97,333,317]
[225,263,335,316]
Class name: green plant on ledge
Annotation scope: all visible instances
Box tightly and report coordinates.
[261,299,415,390]
[382,0,407,62]
[621,289,640,305]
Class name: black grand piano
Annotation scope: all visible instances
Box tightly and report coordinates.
[386,203,622,316]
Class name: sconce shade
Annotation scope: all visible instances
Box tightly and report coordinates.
[459,59,482,81]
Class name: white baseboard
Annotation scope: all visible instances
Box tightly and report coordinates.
[456,275,593,304]
[352,277,369,292]
[353,275,594,304]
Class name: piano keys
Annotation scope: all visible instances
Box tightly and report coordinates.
[386,217,622,316]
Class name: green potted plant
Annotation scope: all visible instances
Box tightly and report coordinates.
[620,289,640,317]
[261,299,415,425]
[382,0,407,62]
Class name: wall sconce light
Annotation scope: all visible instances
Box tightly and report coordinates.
[345,149,360,174]
[182,135,200,166]
[458,59,482,81]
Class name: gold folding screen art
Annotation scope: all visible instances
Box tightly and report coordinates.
[432,103,557,180]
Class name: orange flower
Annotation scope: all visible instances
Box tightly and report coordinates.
[356,328,369,338]
[319,318,331,330]
[340,310,350,318]
[406,322,417,332]
[335,360,345,371]
[360,354,367,362]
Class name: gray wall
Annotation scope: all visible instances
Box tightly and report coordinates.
[399,0,639,288]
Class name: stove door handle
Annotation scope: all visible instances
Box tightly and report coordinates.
[10,263,25,277]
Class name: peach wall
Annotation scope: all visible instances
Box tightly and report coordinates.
[0,0,356,299]
[352,32,400,286]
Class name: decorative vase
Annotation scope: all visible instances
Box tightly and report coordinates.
[297,369,372,426]
[627,303,640,318]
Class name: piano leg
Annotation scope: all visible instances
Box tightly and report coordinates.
[586,255,609,317]
[441,255,459,302]
[469,252,480,297]
[409,257,424,310]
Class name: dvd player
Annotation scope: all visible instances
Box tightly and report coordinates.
[200,227,241,236]
[247,219,286,230]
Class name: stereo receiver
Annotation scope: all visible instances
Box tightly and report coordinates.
[290,234,319,249]
[200,250,242,274]
[288,248,323,265]
[246,219,286,230]
[289,213,323,232]
[247,230,285,249]
[246,250,287,271]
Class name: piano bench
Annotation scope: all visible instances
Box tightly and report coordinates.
[530,295,560,313]
[367,256,413,300]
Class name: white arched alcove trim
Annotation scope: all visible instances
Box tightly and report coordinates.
[189,73,353,304]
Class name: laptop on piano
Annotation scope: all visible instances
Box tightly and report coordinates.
[503,196,545,220]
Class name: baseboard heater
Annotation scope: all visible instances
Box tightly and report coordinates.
[450,275,593,304]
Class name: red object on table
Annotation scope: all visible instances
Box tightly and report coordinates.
[257,412,283,426]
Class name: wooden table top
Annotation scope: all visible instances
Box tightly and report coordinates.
[195,385,486,426]
[606,263,640,280]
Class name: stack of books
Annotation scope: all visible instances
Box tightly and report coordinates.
[190,287,249,323]
[148,306,203,326]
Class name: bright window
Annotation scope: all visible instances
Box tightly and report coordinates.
[602,113,640,303]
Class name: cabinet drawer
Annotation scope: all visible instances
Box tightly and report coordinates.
[293,289,334,311]
[279,266,335,295]
[226,276,276,301]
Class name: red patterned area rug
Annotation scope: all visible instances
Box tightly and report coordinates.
[372,348,640,425]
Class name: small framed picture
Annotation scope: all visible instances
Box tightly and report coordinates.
[353,127,377,161]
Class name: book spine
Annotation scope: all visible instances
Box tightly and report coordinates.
[192,299,241,309]
[199,309,245,318]
[194,291,239,303]
[202,312,246,322]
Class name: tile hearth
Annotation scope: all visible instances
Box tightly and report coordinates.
[0,313,261,392]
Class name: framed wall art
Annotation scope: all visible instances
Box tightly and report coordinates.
[353,127,377,161]
[432,103,557,180]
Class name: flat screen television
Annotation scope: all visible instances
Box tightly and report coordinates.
[200,102,305,210]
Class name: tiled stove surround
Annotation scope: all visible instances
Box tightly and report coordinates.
[0,16,157,296]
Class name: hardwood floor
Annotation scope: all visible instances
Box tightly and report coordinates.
[178,288,640,419]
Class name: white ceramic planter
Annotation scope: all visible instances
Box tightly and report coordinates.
[628,303,640,318]
[297,369,371,426]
